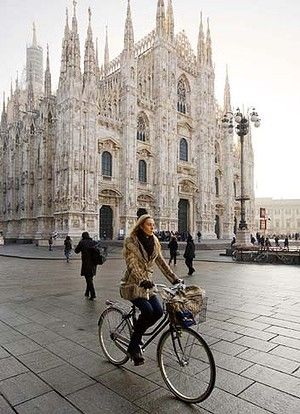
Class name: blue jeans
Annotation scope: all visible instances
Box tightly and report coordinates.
[128,295,163,353]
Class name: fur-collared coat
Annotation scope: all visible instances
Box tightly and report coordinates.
[120,233,178,301]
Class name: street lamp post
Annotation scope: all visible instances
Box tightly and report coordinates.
[222,108,261,246]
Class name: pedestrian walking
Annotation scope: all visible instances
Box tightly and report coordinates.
[265,237,271,250]
[120,214,180,366]
[284,236,289,250]
[64,236,72,263]
[168,235,178,266]
[183,234,195,276]
[197,231,202,243]
[75,232,98,300]
[48,236,53,251]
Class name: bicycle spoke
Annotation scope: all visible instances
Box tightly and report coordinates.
[157,328,215,403]
[98,307,132,365]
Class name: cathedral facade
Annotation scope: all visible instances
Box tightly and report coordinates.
[0,0,255,242]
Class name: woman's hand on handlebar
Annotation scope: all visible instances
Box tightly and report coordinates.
[139,280,155,289]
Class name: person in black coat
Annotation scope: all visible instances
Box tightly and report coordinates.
[64,236,72,263]
[168,235,178,265]
[183,234,195,275]
[75,232,97,300]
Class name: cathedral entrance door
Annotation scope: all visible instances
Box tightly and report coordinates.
[100,206,113,240]
[178,199,189,235]
[215,215,220,239]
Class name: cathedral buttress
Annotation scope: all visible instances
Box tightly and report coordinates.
[152,0,178,230]
[120,0,138,233]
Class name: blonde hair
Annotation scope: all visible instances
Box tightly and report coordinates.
[130,214,152,236]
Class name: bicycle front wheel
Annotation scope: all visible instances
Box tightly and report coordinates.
[98,307,132,365]
[157,327,216,403]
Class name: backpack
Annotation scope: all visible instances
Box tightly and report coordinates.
[89,244,107,266]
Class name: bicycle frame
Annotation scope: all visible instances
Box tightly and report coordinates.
[104,301,173,353]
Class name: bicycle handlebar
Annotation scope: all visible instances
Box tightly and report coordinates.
[154,281,186,296]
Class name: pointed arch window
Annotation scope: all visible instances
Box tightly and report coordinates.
[102,151,112,177]
[179,138,188,161]
[177,79,186,114]
[138,160,147,183]
[30,124,35,135]
[215,142,220,164]
[137,113,149,142]
[215,177,219,197]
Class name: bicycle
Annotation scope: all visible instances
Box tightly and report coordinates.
[98,282,216,404]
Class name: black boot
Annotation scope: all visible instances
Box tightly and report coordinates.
[127,349,145,366]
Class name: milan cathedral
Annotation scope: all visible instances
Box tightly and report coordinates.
[0,0,255,242]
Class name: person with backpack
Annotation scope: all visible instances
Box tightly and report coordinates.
[75,232,97,300]
[64,236,72,263]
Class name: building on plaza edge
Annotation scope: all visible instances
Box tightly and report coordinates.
[0,0,255,242]
[255,198,300,237]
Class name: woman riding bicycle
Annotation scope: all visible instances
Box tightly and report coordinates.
[120,213,181,366]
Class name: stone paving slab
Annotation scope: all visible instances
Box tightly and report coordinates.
[240,382,300,414]
[0,371,51,406]
[17,349,66,374]
[233,336,278,353]
[238,348,299,374]
[270,335,300,350]
[38,364,96,396]
[67,383,139,414]
[1,254,300,413]
[199,387,271,414]
[213,367,254,395]
[241,364,300,398]
[133,387,211,413]
[0,395,16,414]
[0,357,29,381]
[210,339,248,356]
[14,391,82,414]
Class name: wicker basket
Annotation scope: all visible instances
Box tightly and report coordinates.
[165,286,206,326]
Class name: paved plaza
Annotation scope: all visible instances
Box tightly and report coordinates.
[0,246,300,413]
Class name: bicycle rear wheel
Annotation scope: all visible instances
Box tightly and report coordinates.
[157,327,216,403]
[98,307,132,365]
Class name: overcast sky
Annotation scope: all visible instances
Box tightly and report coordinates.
[1,0,300,199]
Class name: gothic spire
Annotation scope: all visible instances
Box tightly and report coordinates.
[69,0,81,79]
[32,22,37,47]
[83,7,96,87]
[1,92,7,127]
[104,26,109,67]
[64,7,70,37]
[27,64,34,110]
[197,12,205,66]
[124,0,134,52]
[156,0,166,38]
[224,65,231,112]
[15,72,19,92]
[72,0,78,33]
[13,74,20,118]
[59,8,69,82]
[206,18,212,66]
[44,44,52,97]
[95,37,99,74]
[166,0,174,41]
